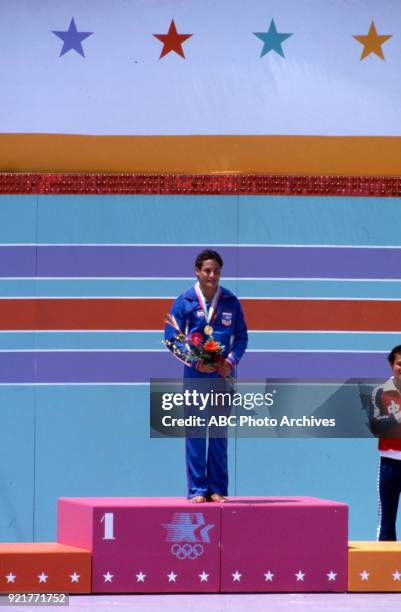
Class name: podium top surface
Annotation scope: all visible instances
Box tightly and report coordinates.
[0,542,89,554]
[58,496,347,508]
[349,541,401,551]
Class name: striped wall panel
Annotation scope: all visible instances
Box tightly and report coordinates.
[0,191,400,382]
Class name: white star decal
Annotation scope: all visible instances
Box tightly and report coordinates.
[136,572,146,583]
[103,571,113,583]
[167,571,177,583]
[393,570,401,581]
[360,570,370,581]
[327,571,337,581]
[199,571,209,582]
[232,571,242,582]
[5,573,16,583]
[70,572,80,583]
[38,572,48,583]
[295,570,305,581]
[264,571,274,581]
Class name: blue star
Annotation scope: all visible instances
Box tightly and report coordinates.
[53,18,93,57]
[254,19,293,58]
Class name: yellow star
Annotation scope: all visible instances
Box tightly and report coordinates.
[353,21,392,60]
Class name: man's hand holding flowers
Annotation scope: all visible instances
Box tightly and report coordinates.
[197,362,218,373]
[216,358,233,377]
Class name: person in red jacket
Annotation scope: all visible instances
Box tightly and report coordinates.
[369,345,401,540]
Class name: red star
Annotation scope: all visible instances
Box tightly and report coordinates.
[153,19,192,59]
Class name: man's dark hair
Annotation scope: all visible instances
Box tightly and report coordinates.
[388,345,401,365]
[195,249,223,269]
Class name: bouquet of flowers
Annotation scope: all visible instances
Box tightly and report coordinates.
[163,314,234,385]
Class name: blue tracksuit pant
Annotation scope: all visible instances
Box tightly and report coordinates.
[185,435,228,498]
[378,456,401,541]
[184,374,230,498]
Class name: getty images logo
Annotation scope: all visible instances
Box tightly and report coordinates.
[162,512,215,560]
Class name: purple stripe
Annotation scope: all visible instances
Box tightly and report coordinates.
[1,246,401,279]
[0,353,36,382]
[0,246,37,276]
[0,351,389,383]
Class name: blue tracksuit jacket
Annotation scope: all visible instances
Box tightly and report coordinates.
[164,284,248,376]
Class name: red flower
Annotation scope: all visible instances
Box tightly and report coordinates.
[189,332,204,347]
[203,340,220,353]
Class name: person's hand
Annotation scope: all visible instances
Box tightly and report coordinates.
[217,359,233,377]
[197,361,218,373]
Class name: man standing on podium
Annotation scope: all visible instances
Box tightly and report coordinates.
[164,249,248,503]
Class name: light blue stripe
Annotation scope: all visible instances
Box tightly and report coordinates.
[248,333,399,351]
[0,385,36,406]
[0,196,37,243]
[237,280,401,299]
[0,280,38,296]
[1,278,401,298]
[2,195,401,246]
[0,331,398,351]
[37,195,238,244]
[32,195,401,245]
[0,332,165,350]
[0,279,193,297]
[238,196,401,246]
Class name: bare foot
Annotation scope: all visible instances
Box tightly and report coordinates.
[209,493,226,503]
[189,495,206,503]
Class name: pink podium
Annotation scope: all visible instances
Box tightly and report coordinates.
[58,497,221,593]
[221,497,348,592]
[58,496,348,593]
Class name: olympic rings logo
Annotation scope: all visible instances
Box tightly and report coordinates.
[171,543,204,560]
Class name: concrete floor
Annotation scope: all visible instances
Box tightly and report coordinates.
[59,592,401,612]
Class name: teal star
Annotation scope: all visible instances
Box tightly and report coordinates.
[254,19,293,58]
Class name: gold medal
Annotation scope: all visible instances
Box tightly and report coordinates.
[204,325,213,336]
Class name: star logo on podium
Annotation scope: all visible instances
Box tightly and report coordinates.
[136,572,146,582]
[162,512,214,543]
[327,571,337,581]
[199,571,209,582]
[392,571,401,581]
[360,570,370,581]
[295,570,305,581]
[70,572,80,583]
[264,571,274,581]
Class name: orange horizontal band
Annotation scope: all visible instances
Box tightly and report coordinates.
[0,298,399,331]
[2,134,401,176]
